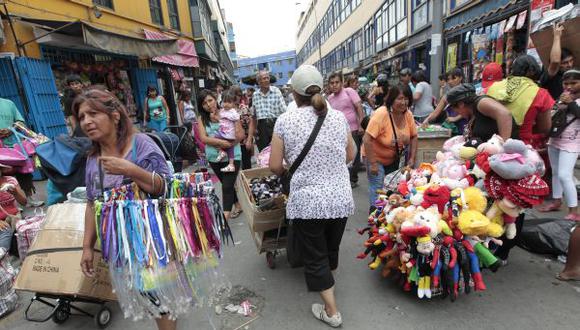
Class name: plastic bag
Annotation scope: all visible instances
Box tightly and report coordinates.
[518,219,575,255]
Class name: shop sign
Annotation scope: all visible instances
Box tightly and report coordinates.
[446,43,458,71]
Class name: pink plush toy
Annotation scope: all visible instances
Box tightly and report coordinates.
[477,134,505,155]
[442,164,470,190]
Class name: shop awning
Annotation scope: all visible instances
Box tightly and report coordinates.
[143,29,199,68]
[18,18,179,58]
[444,0,522,32]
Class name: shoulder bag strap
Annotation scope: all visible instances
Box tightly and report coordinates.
[287,113,326,177]
[388,110,400,152]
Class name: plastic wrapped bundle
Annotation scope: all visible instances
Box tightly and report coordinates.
[95,171,233,320]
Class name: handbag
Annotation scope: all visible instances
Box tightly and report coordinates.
[280,113,326,195]
[0,145,26,167]
[0,191,18,222]
[550,102,578,138]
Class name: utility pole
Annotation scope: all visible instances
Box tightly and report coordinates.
[430,0,444,99]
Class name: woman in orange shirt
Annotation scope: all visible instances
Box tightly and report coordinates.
[363,84,418,208]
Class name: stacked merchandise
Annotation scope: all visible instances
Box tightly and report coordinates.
[358,135,549,300]
[249,175,284,211]
[0,248,17,317]
[95,171,233,319]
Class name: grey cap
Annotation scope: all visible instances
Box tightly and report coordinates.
[400,68,412,75]
[291,65,324,96]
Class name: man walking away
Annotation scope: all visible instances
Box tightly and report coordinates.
[328,71,365,188]
[252,70,287,151]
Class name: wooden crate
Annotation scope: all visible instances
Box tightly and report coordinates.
[416,128,451,164]
[235,168,286,234]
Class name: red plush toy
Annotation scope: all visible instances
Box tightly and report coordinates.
[421,185,451,214]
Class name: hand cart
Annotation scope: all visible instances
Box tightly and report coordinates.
[24,292,112,328]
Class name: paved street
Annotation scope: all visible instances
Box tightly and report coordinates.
[1,174,579,330]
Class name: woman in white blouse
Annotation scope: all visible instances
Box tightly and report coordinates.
[270,65,355,328]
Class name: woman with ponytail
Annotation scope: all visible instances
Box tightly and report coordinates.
[269,65,355,328]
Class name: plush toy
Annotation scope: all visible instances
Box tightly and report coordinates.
[486,198,522,239]
[442,164,470,190]
[459,138,483,161]
[477,134,505,155]
[525,145,546,177]
[421,185,451,214]
[416,235,435,299]
[457,210,504,238]
[412,206,452,238]
[489,139,536,180]
[409,187,425,206]
[463,187,487,213]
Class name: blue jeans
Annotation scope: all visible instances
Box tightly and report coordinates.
[0,226,13,250]
[366,162,398,208]
[148,118,167,132]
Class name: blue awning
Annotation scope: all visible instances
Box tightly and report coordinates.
[444,0,520,31]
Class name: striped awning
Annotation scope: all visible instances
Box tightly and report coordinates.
[143,29,199,68]
[444,0,522,33]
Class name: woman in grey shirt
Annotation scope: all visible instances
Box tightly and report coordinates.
[412,70,434,121]
[270,65,355,328]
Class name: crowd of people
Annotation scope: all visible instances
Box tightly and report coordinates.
[0,21,578,330]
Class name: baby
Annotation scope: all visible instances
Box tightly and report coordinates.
[215,90,240,172]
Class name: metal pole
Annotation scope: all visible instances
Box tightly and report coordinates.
[429,0,444,99]
[2,3,23,56]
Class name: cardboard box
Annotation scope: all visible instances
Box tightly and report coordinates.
[416,131,450,165]
[235,167,286,234]
[531,16,580,67]
[14,203,116,302]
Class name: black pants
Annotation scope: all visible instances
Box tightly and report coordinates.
[494,213,525,260]
[350,131,363,183]
[256,119,276,152]
[210,161,240,212]
[241,144,253,170]
[293,218,348,292]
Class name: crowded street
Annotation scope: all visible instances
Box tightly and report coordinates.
[1,176,579,330]
[1,0,580,329]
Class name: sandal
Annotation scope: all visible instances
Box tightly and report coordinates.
[230,208,242,219]
[564,213,580,222]
[556,273,580,282]
[537,202,562,212]
[220,164,236,172]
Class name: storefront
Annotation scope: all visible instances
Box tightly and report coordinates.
[443,0,530,83]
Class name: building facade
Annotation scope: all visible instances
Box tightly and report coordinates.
[0,0,234,138]
[237,50,297,89]
[296,0,577,84]
[226,21,239,82]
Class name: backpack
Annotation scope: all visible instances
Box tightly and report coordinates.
[549,101,579,138]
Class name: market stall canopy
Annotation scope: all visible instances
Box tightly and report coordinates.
[241,73,277,86]
[143,29,199,67]
[19,18,178,58]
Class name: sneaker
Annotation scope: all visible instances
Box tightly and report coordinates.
[312,304,342,328]
[26,198,44,208]
[215,150,227,162]
[221,164,236,172]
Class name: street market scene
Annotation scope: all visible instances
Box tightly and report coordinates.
[0,0,580,329]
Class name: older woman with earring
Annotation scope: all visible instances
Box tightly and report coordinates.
[75,89,174,330]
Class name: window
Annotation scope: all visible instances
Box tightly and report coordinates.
[276,60,282,66]
[412,0,431,32]
[287,58,294,65]
[278,72,283,79]
[93,0,113,9]
[167,0,180,30]
[149,0,163,25]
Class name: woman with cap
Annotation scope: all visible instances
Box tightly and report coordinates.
[446,83,513,141]
[270,65,355,328]
[363,84,418,209]
[539,69,580,221]
[368,73,389,109]
[421,67,466,133]
[478,62,504,94]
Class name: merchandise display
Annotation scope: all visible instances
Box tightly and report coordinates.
[95,171,233,320]
[358,135,549,300]
[249,175,285,211]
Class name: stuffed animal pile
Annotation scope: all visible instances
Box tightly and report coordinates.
[358,135,549,301]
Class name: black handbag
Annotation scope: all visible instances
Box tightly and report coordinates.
[550,102,578,138]
[280,113,326,195]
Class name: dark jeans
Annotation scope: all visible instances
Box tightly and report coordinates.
[256,119,276,152]
[350,131,363,183]
[293,218,348,292]
[494,213,525,260]
[241,144,253,170]
[210,161,240,212]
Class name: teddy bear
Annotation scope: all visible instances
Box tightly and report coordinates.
[442,164,470,190]
[477,134,505,155]
[489,139,537,180]
[486,197,523,239]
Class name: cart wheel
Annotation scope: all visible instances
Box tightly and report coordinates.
[95,306,112,329]
[52,302,70,324]
[266,251,276,269]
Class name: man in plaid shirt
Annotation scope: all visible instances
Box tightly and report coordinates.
[252,70,287,151]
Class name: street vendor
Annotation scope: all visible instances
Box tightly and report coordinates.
[363,84,418,209]
[74,89,174,330]
[446,84,513,141]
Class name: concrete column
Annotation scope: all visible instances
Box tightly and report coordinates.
[430,0,444,99]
